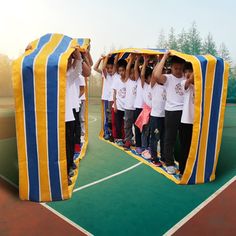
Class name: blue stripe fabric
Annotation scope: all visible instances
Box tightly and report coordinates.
[47,35,72,200]
[188,55,207,184]
[204,57,224,182]
[77,38,84,46]
[22,33,52,201]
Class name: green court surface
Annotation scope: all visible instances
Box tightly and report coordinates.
[47,102,236,236]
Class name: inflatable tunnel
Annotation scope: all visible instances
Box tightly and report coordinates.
[99,48,229,185]
[12,33,90,201]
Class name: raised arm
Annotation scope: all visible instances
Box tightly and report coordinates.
[112,54,119,75]
[102,54,110,77]
[125,53,135,81]
[134,55,141,81]
[152,51,170,86]
[93,55,104,74]
[141,55,149,87]
[184,73,194,90]
[86,45,93,66]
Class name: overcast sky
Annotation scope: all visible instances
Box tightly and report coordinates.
[0,0,235,64]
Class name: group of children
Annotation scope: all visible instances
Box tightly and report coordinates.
[94,51,194,177]
[65,47,93,185]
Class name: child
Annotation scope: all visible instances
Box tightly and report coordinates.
[112,57,127,145]
[135,55,152,158]
[133,56,144,154]
[153,51,185,175]
[179,62,194,176]
[79,74,86,141]
[65,49,90,185]
[94,55,116,140]
[149,56,166,166]
[123,54,138,148]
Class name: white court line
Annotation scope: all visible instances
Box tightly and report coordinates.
[0,175,93,235]
[164,175,236,236]
[73,162,142,193]
[88,115,97,124]
[40,203,93,236]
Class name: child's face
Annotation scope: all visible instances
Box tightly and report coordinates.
[184,69,193,79]
[106,64,113,75]
[130,68,135,80]
[171,63,184,78]
[118,66,126,78]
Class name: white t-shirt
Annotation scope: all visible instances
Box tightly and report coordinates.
[65,65,81,122]
[124,79,137,110]
[151,83,166,117]
[112,76,126,111]
[164,74,185,111]
[181,80,195,124]
[101,72,116,101]
[79,74,86,101]
[143,82,152,108]
[134,78,144,109]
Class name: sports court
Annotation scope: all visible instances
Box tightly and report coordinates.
[1,99,235,235]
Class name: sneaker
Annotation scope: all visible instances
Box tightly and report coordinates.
[109,135,114,142]
[68,177,72,186]
[142,149,152,160]
[104,134,110,140]
[115,139,124,146]
[151,159,162,167]
[69,168,74,177]
[166,166,176,175]
[135,147,143,155]
[74,144,81,153]
[123,140,131,149]
[72,162,77,170]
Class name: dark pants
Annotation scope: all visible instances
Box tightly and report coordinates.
[114,109,125,139]
[141,123,150,149]
[124,109,135,142]
[164,110,184,166]
[73,109,81,145]
[134,108,142,147]
[150,116,165,161]
[66,120,75,173]
[103,100,109,135]
[179,123,193,174]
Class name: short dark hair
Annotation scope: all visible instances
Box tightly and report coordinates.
[107,57,114,65]
[117,59,127,69]
[145,66,153,79]
[170,56,185,65]
[184,62,193,72]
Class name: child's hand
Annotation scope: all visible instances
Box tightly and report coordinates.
[73,48,82,60]
[143,54,150,63]
[114,104,117,113]
[163,51,171,60]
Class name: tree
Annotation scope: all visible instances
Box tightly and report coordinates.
[202,33,218,56]
[177,28,191,54]
[187,22,202,55]
[167,27,179,50]
[156,29,168,49]
[218,43,231,64]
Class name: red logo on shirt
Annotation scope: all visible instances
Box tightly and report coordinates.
[175,83,184,96]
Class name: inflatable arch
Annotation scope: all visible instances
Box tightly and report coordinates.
[100,48,229,185]
[12,33,90,201]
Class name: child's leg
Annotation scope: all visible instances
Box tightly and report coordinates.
[150,116,159,160]
[107,101,113,136]
[134,108,142,147]
[157,117,165,162]
[115,110,124,139]
[73,109,81,148]
[124,110,134,142]
[79,101,85,136]
[179,123,193,174]
[66,121,75,174]
[111,107,117,139]
[103,100,109,136]
[141,122,150,149]
[164,110,182,166]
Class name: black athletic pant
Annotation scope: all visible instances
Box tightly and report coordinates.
[114,109,124,139]
[66,120,75,173]
[73,108,81,145]
[134,108,142,147]
[179,123,193,174]
[164,110,184,166]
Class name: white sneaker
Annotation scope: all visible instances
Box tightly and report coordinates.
[166,166,176,175]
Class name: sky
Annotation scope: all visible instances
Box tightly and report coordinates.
[0,0,235,64]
